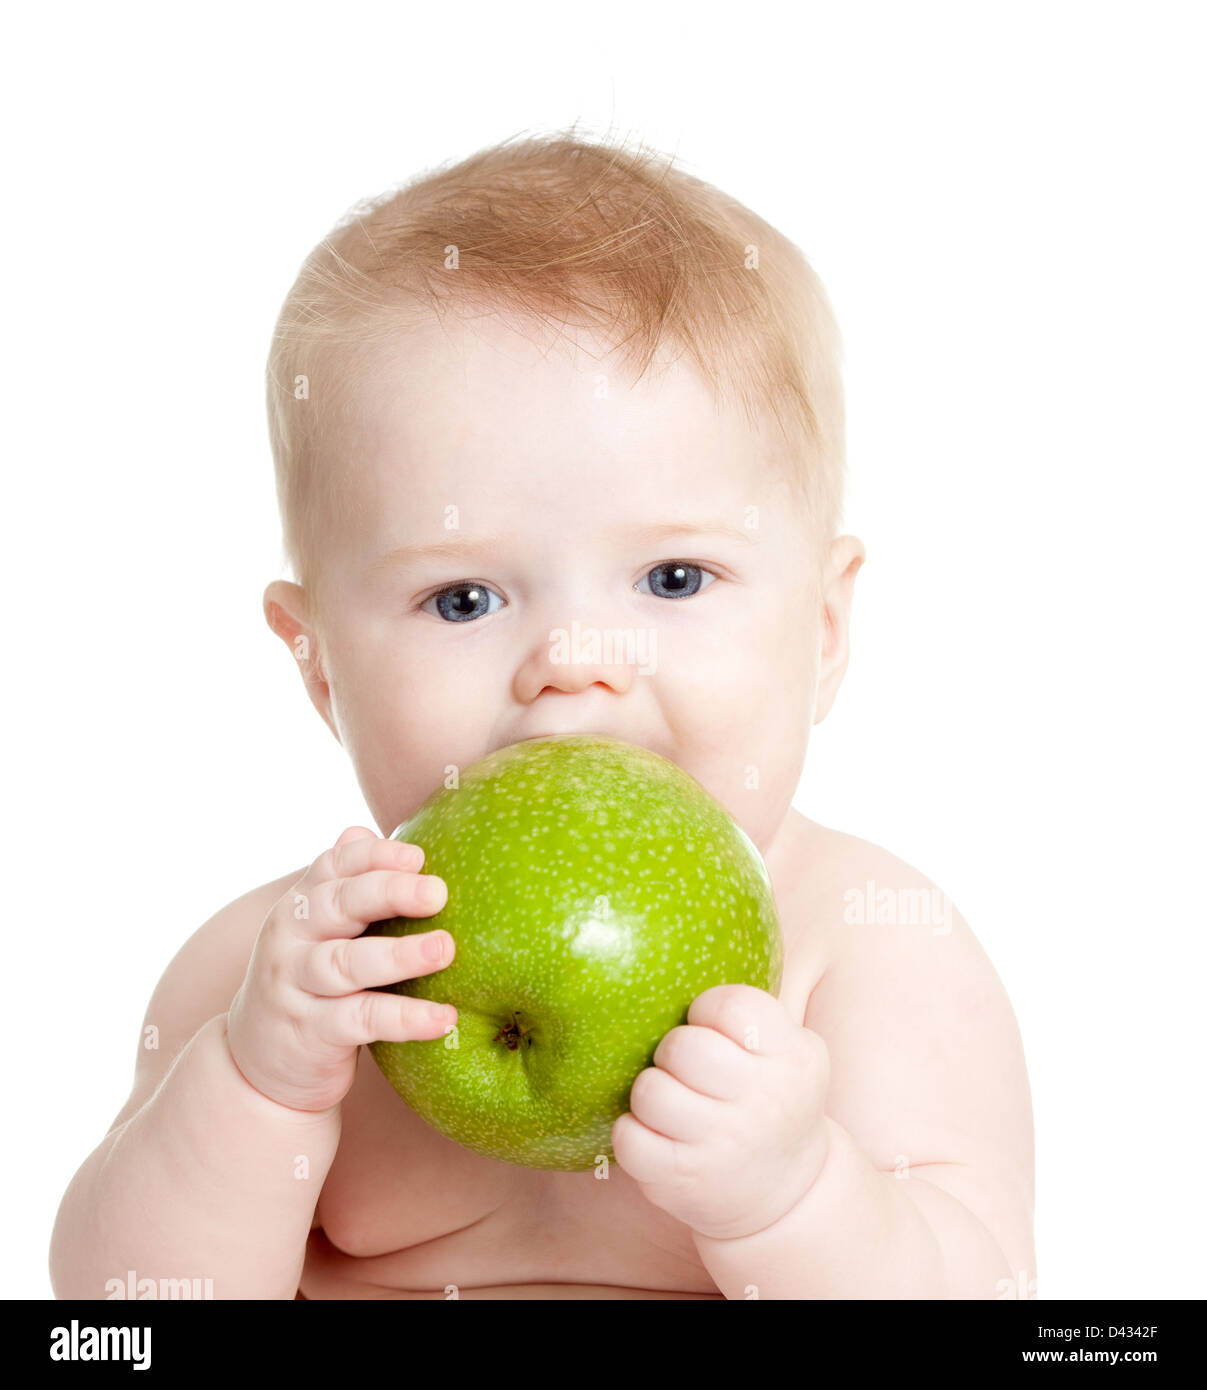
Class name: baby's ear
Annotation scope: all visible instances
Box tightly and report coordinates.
[813,535,866,725]
[262,581,338,741]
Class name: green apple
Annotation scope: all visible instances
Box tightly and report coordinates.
[366,734,782,1171]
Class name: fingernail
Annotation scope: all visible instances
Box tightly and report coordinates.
[419,877,446,907]
[424,930,449,962]
[428,1002,455,1026]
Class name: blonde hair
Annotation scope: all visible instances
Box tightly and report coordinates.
[266,127,847,600]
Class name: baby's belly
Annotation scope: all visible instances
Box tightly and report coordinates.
[299,1177,724,1300]
[299,1253,722,1300]
[298,1054,723,1300]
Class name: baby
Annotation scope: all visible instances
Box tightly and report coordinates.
[50,131,1035,1300]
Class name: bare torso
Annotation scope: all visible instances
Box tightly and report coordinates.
[297,808,832,1300]
[133,804,1029,1299]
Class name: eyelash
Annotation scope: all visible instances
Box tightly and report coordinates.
[418,561,720,622]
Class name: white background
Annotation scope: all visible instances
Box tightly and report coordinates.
[4,0,1203,1300]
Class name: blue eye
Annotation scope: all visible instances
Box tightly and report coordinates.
[636,562,717,599]
[420,562,716,621]
[421,582,507,623]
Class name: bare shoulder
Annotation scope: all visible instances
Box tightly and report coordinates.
[105,865,309,1137]
[791,815,1035,1279]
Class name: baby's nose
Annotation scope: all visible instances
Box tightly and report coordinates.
[517,613,661,700]
[543,623,640,695]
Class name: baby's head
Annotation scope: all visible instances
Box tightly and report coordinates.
[263,130,864,858]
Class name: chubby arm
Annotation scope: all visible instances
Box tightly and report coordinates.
[699,847,1035,1298]
[615,839,1035,1299]
[49,870,335,1300]
[692,1120,1021,1299]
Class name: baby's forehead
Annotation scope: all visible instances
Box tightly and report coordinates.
[340,312,772,468]
[346,310,685,407]
[313,312,806,551]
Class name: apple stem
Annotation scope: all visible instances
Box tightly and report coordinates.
[492,1011,534,1051]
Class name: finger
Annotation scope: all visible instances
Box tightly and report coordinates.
[686,983,797,1056]
[627,1065,719,1143]
[611,1110,683,1183]
[300,929,455,997]
[337,825,376,845]
[652,1024,754,1100]
[296,869,448,940]
[305,829,425,888]
[309,988,458,1048]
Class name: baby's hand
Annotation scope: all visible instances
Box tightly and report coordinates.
[226,826,456,1113]
[611,984,830,1240]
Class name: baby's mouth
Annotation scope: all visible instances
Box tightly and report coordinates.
[512,726,608,742]
[508,730,672,766]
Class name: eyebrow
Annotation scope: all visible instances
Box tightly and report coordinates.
[368,520,754,573]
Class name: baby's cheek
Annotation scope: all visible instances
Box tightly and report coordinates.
[669,692,807,849]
